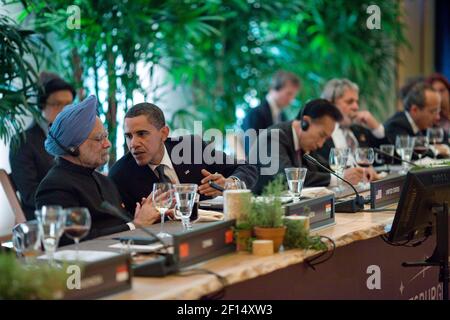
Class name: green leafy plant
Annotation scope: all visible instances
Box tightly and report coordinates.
[283,218,327,251]
[248,175,285,228]
[0,14,49,147]
[0,253,68,299]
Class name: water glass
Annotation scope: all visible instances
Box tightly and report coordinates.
[12,220,41,262]
[395,135,415,174]
[284,167,308,202]
[329,148,349,191]
[35,205,65,264]
[174,184,198,231]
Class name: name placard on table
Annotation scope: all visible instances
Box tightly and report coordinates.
[370,174,405,209]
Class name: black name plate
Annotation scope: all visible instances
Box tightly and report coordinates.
[370,174,405,209]
[284,194,335,230]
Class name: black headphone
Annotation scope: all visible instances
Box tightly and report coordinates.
[300,106,310,131]
[48,130,80,157]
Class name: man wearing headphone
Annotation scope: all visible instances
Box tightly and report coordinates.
[36,95,160,242]
[250,99,369,194]
[9,72,75,220]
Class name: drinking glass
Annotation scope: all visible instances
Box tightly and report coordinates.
[224,180,247,190]
[284,167,308,202]
[152,183,174,238]
[377,144,395,172]
[427,128,444,159]
[395,135,415,174]
[64,207,91,260]
[35,205,65,265]
[12,220,41,262]
[355,147,375,189]
[413,136,429,161]
[329,148,349,191]
[174,184,198,231]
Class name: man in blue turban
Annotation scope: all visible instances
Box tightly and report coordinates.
[36,95,160,243]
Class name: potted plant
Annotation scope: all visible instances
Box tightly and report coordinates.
[248,176,286,253]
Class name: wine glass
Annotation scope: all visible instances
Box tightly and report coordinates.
[413,136,429,161]
[35,205,65,265]
[329,148,349,191]
[354,147,375,189]
[284,167,308,202]
[152,183,174,238]
[395,135,415,174]
[12,220,42,263]
[174,184,198,231]
[64,207,91,260]
[427,128,444,159]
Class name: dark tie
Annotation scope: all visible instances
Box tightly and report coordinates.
[155,165,171,183]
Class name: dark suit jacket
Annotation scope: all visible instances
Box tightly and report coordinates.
[9,123,54,220]
[316,124,389,163]
[109,135,259,213]
[242,98,288,133]
[242,99,288,156]
[384,111,417,144]
[35,158,130,243]
[249,121,332,194]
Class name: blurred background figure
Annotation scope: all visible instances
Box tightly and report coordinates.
[426,73,450,143]
[9,72,75,220]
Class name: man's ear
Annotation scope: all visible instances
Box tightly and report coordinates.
[161,126,170,141]
[409,104,420,116]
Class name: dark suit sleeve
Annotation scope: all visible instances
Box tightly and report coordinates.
[35,182,129,241]
[9,143,40,216]
[201,138,259,189]
[109,165,137,215]
[304,152,331,187]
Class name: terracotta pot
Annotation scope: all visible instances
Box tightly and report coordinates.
[254,226,286,253]
[236,229,252,252]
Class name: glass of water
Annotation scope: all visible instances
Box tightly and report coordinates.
[152,182,174,238]
[329,148,349,191]
[35,205,65,265]
[395,135,416,174]
[174,184,198,231]
[284,167,308,202]
[12,220,42,263]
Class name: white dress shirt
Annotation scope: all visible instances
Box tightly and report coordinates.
[266,94,283,124]
[404,111,420,135]
[149,145,180,184]
[291,124,338,187]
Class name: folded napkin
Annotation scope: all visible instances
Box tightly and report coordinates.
[194,209,224,223]
[301,187,334,198]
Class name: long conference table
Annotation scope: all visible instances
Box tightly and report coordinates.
[84,196,447,300]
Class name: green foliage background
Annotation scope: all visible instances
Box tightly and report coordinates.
[1,0,406,163]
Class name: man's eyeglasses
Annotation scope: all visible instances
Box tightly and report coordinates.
[88,131,109,143]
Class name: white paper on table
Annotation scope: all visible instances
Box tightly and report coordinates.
[38,250,119,262]
[301,187,334,198]
[194,209,224,223]
[108,242,165,253]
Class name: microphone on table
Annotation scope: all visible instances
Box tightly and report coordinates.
[100,201,169,251]
[100,201,178,277]
[373,147,420,168]
[303,153,365,213]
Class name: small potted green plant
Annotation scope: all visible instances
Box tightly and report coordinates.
[248,176,286,253]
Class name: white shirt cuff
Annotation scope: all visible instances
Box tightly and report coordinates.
[127,222,136,230]
[371,124,385,139]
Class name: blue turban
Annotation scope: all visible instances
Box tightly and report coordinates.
[45,95,97,156]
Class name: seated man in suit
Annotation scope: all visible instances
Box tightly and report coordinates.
[385,82,447,158]
[9,72,75,220]
[242,71,300,145]
[36,95,160,241]
[109,103,258,214]
[384,82,441,141]
[316,78,388,163]
[250,99,373,194]
[427,73,450,144]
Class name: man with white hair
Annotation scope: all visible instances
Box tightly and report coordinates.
[317,78,388,165]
